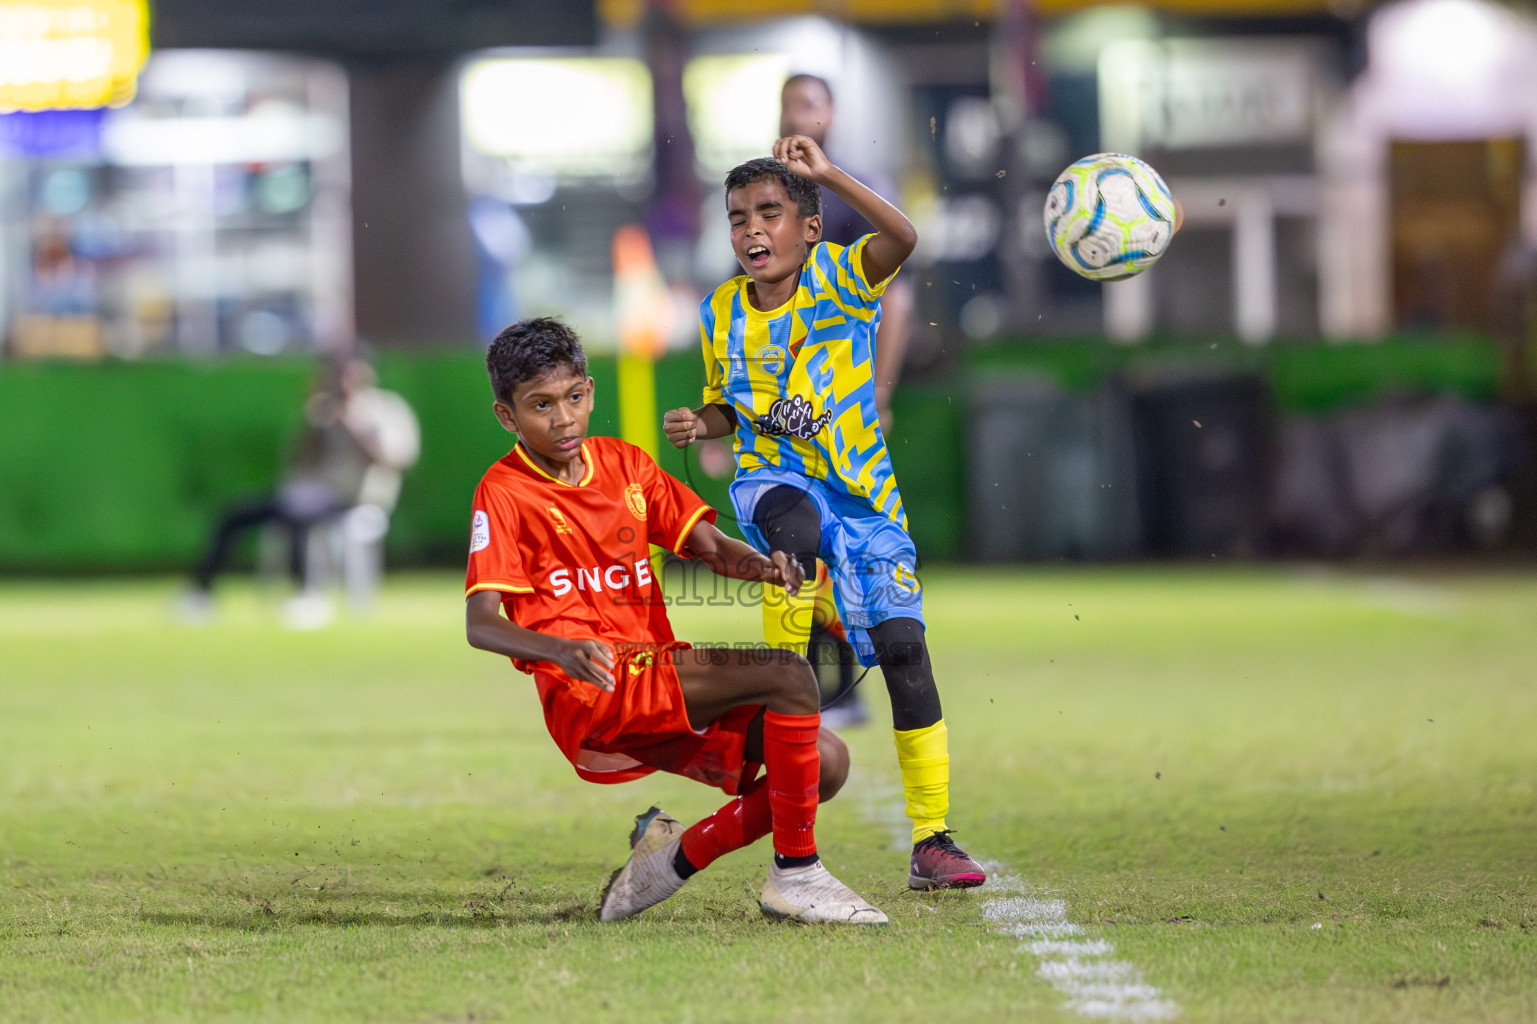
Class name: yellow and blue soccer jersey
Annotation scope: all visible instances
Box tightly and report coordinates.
[699,235,905,528]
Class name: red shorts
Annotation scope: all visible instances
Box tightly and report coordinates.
[531,641,763,795]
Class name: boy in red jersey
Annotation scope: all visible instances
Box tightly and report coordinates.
[465,317,885,925]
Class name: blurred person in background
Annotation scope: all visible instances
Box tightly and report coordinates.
[180,358,420,625]
[780,74,913,431]
[30,222,96,315]
[779,73,915,728]
[1496,239,1537,405]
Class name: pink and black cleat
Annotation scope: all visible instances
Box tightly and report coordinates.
[909,830,987,890]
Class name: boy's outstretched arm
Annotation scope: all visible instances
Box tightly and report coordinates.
[774,134,917,287]
[684,519,804,595]
[663,403,736,449]
[465,590,616,691]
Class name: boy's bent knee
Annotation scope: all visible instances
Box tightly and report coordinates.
[817,727,848,802]
[869,616,928,671]
[762,648,819,715]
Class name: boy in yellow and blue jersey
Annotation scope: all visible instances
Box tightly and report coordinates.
[663,135,985,890]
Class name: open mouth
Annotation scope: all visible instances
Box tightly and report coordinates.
[554,436,582,452]
[746,244,770,268]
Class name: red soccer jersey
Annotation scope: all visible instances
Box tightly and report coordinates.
[465,436,715,664]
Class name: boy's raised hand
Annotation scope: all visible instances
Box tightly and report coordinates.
[774,133,916,285]
[663,407,700,448]
[774,135,834,184]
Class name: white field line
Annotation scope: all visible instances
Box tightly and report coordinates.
[857,773,1179,1021]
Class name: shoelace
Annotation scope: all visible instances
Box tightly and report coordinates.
[919,829,965,854]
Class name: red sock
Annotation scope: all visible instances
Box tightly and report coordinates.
[762,710,820,858]
[679,777,771,870]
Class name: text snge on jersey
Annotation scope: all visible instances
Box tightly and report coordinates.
[548,558,655,597]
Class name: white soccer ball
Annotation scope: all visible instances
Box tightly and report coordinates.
[1043,153,1176,281]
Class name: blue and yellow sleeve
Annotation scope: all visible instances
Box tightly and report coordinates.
[811,237,896,312]
[699,292,725,406]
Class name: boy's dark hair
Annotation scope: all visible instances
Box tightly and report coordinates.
[486,317,588,405]
[724,158,821,218]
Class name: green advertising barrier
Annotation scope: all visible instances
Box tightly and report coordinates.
[0,335,1502,572]
[0,359,311,572]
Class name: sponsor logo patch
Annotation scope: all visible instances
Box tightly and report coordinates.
[755,394,831,440]
[547,506,573,535]
[470,510,490,553]
[892,563,920,593]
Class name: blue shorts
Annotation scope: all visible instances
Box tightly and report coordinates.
[731,470,924,667]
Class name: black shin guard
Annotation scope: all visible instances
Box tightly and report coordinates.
[868,616,942,731]
[751,484,822,579]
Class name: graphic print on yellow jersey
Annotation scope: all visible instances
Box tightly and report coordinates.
[756,395,831,440]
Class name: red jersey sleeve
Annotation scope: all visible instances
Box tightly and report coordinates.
[629,444,715,555]
[464,475,534,596]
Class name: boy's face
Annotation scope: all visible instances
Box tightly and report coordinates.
[727,178,821,287]
[493,365,594,466]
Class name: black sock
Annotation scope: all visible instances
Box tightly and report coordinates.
[672,844,699,880]
[773,852,819,870]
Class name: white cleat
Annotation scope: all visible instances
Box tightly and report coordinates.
[760,861,888,926]
[598,807,688,922]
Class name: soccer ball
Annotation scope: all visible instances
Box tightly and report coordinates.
[1043,153,1176,281]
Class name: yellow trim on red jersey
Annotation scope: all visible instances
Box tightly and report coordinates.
[513,441,596,487]
[671,504,712,554]
[465,580,535,597]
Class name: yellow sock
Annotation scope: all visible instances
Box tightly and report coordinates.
[810,566,839,629]
[762,578,815,657]
[893,720,950,844]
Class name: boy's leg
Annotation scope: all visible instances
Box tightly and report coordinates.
[867,615,985,889]
[673,648,822,866]
[600,722,855,922]
[602,650,883,924]
[815,501,986,890]
[811,578,867,728]
[677,725,847,873]
[754,485,822,657]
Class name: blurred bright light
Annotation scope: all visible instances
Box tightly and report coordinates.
[1373,0,1508,92]
[684,54,790,177]
[0,0,148,113]
[101,102,343,166]
[1360,0,1537,138]
[1044,6,1158,74]
[460,57,652,177]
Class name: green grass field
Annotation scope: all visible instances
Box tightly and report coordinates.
[2,567,1534,1023]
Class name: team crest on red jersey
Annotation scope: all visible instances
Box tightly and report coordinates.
[624,482,647,521]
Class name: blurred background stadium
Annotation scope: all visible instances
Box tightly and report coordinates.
[6,5,1537,1020]
[4,0,1537,577]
